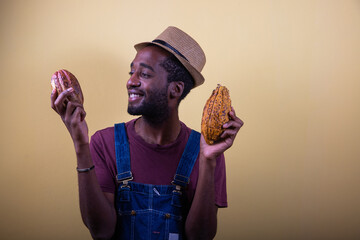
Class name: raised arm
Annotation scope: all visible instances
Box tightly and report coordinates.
[51,88,116,239]
[185,107,244,240]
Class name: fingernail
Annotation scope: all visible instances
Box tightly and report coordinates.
[67,87,74,92]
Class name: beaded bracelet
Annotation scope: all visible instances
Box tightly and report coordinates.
[76,165,95,173]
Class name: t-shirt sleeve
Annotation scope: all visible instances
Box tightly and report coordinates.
[215,153,228,208]
[89,131,116,194]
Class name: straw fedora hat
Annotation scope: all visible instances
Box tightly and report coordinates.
[134,26,206,88]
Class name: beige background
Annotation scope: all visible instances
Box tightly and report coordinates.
[1,0,360,239]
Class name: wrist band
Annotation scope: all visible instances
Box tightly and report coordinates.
[76,165,95,173]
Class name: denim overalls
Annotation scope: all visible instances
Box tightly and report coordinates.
[113,123,200,240]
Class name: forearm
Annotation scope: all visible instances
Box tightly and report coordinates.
[51,79,116,239]
[185,155,218,240]
[76,144,116,240]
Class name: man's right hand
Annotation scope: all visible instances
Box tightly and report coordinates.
[51,87,89,151]
[51,86,117,239]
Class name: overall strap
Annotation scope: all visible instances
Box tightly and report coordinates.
[172,130,201,188]
[114,123,133,182]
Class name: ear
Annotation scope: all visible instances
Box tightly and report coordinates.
[169,81,184,99]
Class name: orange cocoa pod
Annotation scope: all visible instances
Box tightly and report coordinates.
[201,84,231,144]
[51,69,84,104]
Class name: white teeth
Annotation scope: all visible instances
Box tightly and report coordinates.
[130,93,141,98]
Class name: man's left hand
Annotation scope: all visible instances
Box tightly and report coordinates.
[200,107,244,161]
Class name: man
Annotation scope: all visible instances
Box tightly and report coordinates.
[51,26,243,240]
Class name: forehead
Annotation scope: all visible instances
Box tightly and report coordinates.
[132,45,171,67]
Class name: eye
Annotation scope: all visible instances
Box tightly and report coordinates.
[140,72,151,78]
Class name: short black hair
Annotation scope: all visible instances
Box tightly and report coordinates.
[160,54,194,102]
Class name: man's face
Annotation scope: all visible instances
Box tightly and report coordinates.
[127,46,170,122]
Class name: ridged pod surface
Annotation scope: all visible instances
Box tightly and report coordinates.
[51,69,84,104]
[201,84,231,144]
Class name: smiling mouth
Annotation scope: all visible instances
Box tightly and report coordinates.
[128,92,144,102]
[129,93,142,98]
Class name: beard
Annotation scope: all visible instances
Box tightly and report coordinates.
[127,84,169,124]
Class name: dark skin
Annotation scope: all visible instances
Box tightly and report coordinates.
[51,45,244,240]
[127,46,181,144]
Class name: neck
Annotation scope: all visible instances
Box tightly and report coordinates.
[135,109,181,145]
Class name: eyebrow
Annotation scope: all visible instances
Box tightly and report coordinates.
[130,62,155,72]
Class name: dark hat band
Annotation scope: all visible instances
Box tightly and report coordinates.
[152,39,189,62]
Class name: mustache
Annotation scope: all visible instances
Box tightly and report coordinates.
[128,87,145,95]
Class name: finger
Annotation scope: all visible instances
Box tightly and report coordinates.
[71,106,86,126]
[50,88,58,111]
[229,109,244,127]
[80,108,87,121]
[64,101,84,123]
[235,117,244,128]
[225,107,243,126]
[65,101,83,116]
[227,107,235,119]
[220,128,238,139]
[72,106,82,122]
[53,88,74,115]
[229,106,241,120]
[223,118,244,130]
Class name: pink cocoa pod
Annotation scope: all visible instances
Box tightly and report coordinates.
[51,69,84,104]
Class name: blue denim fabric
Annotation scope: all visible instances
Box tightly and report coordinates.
[113,123,200,240]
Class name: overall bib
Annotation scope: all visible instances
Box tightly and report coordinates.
[114,123,200,240]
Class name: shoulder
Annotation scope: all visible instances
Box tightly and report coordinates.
[90,119,137,144]
[91,126,114,143]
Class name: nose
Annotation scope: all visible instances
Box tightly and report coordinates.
[127,73,141,89]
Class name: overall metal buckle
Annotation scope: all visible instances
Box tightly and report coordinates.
[171,181,182,194]
[119,176,133,189]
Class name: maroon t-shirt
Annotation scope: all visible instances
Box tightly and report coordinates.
[89,118,228,207]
